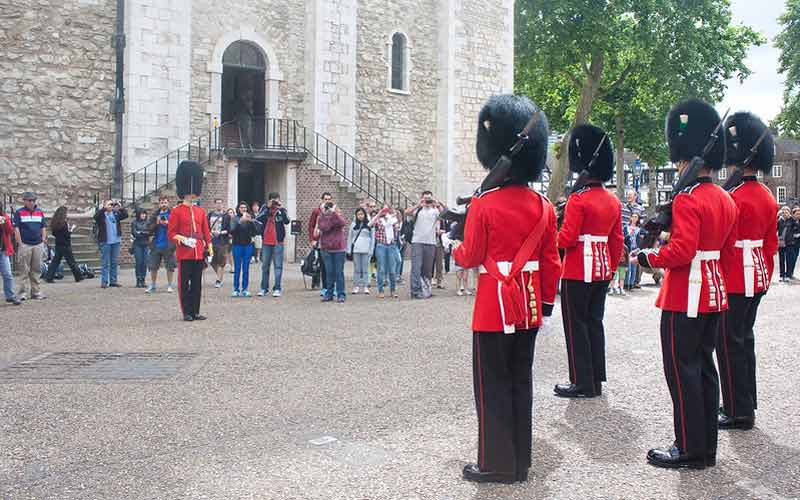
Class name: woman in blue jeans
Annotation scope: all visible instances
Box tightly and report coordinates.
[230,203,257,297]
[624,213,641,289]
[369,205,401,298]
[131,209,152,288]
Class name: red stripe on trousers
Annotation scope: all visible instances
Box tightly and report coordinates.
[564,281,577,382]
[476,337,485,469]
[177,262,184,316]
[722,313,736,416]
[670,313,688,452]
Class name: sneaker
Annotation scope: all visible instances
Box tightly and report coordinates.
[272,289,282,298]
[32,292,47,300]
[166,285,174,293]
[457,288,465,296]
[257,289,267,297]
[619,288,627,296]
[352,287,360,295]
[392,292,399,299]
[6,297,21,305]
[377,292,385,299]
[363,287,370,295]
[17,294,27,301]
[214,280,222,289]
[321,295,333,302]
[241,290,251,297]
[146,285,156,294]
[465,289,474,296]
[337,296,346,303]
[320,288,328,297]
[109,283,121,288]
[232,290,240,297]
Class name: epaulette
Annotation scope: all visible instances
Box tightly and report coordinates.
[476,186,501,199]
[680,183,702,195]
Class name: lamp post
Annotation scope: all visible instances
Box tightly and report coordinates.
[633,158,643,201]
[111,0,126,199]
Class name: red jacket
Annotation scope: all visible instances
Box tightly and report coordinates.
[647,178,738,314]
[558,184,624,282]
[453,185,561,332]
[721,177,779,296]
[0,215,13,256]
[167,203,211,261]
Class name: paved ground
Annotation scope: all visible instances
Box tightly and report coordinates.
[1,263,799,500]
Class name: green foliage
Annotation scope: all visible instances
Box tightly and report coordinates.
[515,0,763,198]
[775,0,800,138]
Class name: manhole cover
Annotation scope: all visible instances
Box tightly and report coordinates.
[0,352,199,382]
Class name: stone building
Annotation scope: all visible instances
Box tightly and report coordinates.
[1,0,515,257]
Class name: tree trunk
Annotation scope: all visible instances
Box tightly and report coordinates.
[614,113,625,201]
[547,51,604,201]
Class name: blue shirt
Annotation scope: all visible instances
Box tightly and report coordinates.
[105,212,120,244]
[154,209,170,249]
[13,207,46,245]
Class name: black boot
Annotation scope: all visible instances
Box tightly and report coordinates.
[462,464,515,484]
[718,410,754,430]
[554,383,596,398]
[646,445,705,470]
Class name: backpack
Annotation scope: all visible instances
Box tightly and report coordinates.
[400,208,421,244]
[300,247,321,277]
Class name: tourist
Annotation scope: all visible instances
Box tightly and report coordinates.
[348,207,374,295]
[93,199,128,289]
[225,207,236,271]
[786,206,800,280]
[621,190,644,226]
[230,201,257,297]
[208,198,231,288]
[369,204,400,299]
[308,192,333,293]
[405,191,444,299]
[130,208,152,288]
[0,206,21,305]
[44,206,84,284]
[146,196,176,293]
[434,218,447,289]
[257,192,290,297]
[13,192,47,300]
[625,213,642,290]
[778,206,792,281]
[317,200,347,303]
[251,201,262,263]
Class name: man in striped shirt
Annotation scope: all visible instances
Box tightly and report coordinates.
[621,190,644,227]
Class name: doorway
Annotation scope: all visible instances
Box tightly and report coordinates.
[221,41,267,147]
[237,160,265,207]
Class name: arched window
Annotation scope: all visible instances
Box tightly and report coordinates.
[387,32,409,93]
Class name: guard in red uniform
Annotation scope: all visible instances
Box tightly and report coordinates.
[452,95,561,484]
[638,99,738,469]
[555,124,623,398]
[717,112,779,430]
[168,160,212,321]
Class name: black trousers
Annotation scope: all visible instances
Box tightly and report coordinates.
[560,279,610,393]
[472,330,537,476]
[45,244,82,281]
[716,293,763,417]
[178,260,204,317]
[660,311,720,457]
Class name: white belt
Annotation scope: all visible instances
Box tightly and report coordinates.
[479,260,539,275]
[688,250,721,318]
[479,260,539,334]
[578,235,608,283]
[735,239,764,298]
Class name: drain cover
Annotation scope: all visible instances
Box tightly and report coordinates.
[0,352,199,382]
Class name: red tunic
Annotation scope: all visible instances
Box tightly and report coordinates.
[648,178,738,314]
[453,185,561,332]
[167,203,211,261]
[721,177,779,296]
[558,184,624,282]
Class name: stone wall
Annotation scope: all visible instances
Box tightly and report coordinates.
[0,0,116,212]
[354,0,441,201]
[189,0,307,134]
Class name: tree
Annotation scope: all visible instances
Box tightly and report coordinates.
[516,0,763,201]
[775,0,800,138]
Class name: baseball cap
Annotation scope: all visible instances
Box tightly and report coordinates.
[22,192,36,201]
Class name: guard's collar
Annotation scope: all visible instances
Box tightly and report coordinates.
[743,175,758,181]
[696,177,713,183]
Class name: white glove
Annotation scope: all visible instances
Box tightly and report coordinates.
[182,237,197,249]
[440,232,454,250]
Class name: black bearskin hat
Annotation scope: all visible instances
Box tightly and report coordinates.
[568,124,614,181]
[724,111,774,173]
[175,160,204,199]
[665,98,724,170]
[476,94,549,184]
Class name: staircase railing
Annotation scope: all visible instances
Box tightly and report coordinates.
[219,116,413,211]
[102,116,414,211]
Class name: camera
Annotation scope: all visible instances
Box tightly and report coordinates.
[425,199,434,205]
[324,202,334,210]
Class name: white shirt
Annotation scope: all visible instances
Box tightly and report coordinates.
[412,207,440,245]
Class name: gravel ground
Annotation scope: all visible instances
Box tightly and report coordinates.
[1,264,798,500]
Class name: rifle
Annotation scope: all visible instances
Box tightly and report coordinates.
[722,127,771,192]
[442,112,542,242]
[556,133,609,222]
[640,109,730,249]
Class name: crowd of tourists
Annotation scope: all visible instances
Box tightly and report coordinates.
[2,189,800,307]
